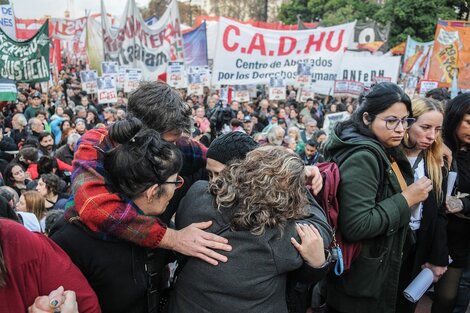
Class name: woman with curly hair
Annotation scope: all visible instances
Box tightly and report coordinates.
[170,146,330,313]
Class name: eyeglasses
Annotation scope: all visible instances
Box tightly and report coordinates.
[162,175,184,189]
[373,116,416,130]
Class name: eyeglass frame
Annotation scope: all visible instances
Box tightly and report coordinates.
[371,115,416,130]
[161,175,184,189]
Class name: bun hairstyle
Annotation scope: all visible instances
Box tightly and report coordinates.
[105,117,183,199]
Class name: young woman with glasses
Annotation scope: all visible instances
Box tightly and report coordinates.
[323,82,433,313]
[51,117,184,313]
[395,97,448,313]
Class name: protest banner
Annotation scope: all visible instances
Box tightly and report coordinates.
[428,21,470,90]
[298,86,315,102]
[333,80,364,98]
[0,1,16,40]
[232,85,250,102]
[0,20,50,82]
[339,53,401,86]
[296,62,312,87]
[187,72,204,96]
[80,70,98,94]
[0,79,17,101]
[419,80,439,96]
[97,76,118,104]
[269,77,286,100]
[167,61,186,88]
[212,17,355,95]
[323,112,350,135]
[102,0,184,80]
[404,76,418,98]
[402,36,433,78]
[124,68,142,93]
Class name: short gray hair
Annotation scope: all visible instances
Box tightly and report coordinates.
[67,133,81,146]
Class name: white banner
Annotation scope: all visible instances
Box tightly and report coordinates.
[97,76,118,104]
[0,3,16,40]
[339,53,401,86]
[102,0,184,80]
[212,17,355,95]
[80,70,98,94]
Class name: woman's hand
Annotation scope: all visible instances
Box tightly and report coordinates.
[446,195,464,214]
[401,176,433,207]
[291,224,325,268]
[422,262,447,283]
[305,166,323,196]
[28,286,78,313]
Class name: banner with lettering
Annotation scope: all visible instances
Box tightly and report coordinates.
[101,0,184,80]
[402,36,433,78]
[428,20,470,90]
[0,20,50,82]
[0,1,16,40]
[212,17,355,95]
[338,53,401,86]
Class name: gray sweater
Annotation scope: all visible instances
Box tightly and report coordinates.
[170,180,331,313]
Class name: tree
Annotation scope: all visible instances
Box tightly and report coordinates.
[278,0,458,47]
[374,0,456,46]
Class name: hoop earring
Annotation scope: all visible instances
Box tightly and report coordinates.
[402,131,416,149]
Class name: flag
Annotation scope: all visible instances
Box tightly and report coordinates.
[183,21,208,67]
[0,79,17,101]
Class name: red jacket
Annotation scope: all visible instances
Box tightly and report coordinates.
[0,219,101,313]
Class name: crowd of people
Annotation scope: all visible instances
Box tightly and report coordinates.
[0,63,468,313]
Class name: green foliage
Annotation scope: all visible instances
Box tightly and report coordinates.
[279,0,459,48]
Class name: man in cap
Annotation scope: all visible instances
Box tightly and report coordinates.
[24,92,44,121]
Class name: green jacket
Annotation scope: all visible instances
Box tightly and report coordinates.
[323,125,414,313]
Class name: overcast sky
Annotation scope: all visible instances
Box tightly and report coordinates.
[13,0,153,19]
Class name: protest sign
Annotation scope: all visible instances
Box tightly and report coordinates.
[339,53,400,86]
[190,66,211,87]
[187,72,203,96]
[232,85,250,102]
[101,61,118,77]
[167,61,186,88]
[296,62,312,87]
[269,77,286,100]
[80,70,98,94]
[212,17,355,95]
[124,68,142,93]
[419,80,439,96]
[373,76,392,84]
[323,112,350,135]
[333,80,364,98]
[404,76,418,98]
[102,0,184,80]
[97,76,117,104]
[298,86,315,102]
[115,67,126,89]
[0,20,49,82]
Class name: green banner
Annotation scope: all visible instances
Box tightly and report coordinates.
[0,20,50,83]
